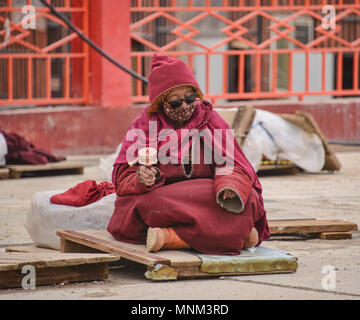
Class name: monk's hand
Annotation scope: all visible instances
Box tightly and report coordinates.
[138,165,157,187]
[222,189,237,200]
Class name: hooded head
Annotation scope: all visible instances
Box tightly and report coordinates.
[147,54,204,115]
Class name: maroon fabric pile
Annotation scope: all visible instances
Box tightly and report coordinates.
[1,131,65,165]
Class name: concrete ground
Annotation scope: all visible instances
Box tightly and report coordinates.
[0,147,359,300]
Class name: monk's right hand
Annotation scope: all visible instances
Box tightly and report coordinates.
[138,165,157,186]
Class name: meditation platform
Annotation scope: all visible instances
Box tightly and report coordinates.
[56,229,298,281]
[6,161,84,179]
[0,251,119,289]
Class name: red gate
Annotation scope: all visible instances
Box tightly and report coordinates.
[0,0,89,106]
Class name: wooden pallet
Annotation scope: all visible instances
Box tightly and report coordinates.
[56,229,298,281]
[268,219,358,239]
[0,251,119,289]
[6,161,84,179]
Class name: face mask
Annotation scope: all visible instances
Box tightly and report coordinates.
[162,93,197,123]
[163,101,196,123]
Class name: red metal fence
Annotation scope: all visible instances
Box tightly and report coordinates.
[1,0,360,107]
[130,0,360,104]
[0,0,89,106]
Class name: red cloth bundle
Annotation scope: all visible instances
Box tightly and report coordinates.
[50,180,115,207]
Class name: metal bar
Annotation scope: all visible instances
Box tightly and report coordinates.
[255,53,261,93]
[27,57,32,100]
[223,54,228,96]
[130,90,360,104]
[353,51,359,90]
[46,57,51,99]
[288,52,293,93]
[305,51,309,93]
[337,52,343,91]
[238,54,244,94]
[0,8,85,12]
[130,4,358,12]
[0,98,85,106]
[130,48,360,57]
[136,56,142,97]
[64,56,70,99]
[8,57,13,101]
[205,53,209,96]
[272,53,277,93]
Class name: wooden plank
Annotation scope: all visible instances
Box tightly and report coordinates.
[60,238,105,254]
[216,109,238,127]
[0,252,119,272]
[7,161,84,179]
[231,105,256,146]
[0,263,108,289]
[319,232,353,240]
[65,229,202,267]
[269,219,358,235]
[0,167,9,179]
[57,230,300,281]
[57,229,171,267]
[6,245,58,254]
[151,250,202,267]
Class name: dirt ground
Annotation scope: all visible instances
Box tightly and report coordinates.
[0,148,359,300]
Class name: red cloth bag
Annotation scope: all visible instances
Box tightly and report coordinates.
[50,180,115,207]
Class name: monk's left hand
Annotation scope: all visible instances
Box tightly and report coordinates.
[222,189,237,200]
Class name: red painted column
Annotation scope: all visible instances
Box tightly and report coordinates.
[88,0,132,108]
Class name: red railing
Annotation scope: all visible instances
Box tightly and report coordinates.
[130,0,360,104]
[0,0,89,106]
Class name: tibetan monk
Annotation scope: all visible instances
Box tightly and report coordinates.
[107,54,270,255]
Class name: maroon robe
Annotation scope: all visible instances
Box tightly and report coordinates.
[107,143,270,255]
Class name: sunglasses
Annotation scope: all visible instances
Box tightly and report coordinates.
[165,92,197,109]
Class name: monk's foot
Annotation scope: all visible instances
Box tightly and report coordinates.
[146,227,190,252]
[146,227,165,252]
[243,227,259,249]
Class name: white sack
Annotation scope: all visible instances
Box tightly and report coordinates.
[242,109,325,172]
[25,190,115,250]
[0,133,8,166]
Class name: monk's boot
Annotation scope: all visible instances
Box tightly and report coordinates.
[146,227,190,252]
[243,227,259,249]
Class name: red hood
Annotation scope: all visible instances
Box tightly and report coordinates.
[148,54,203,113]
